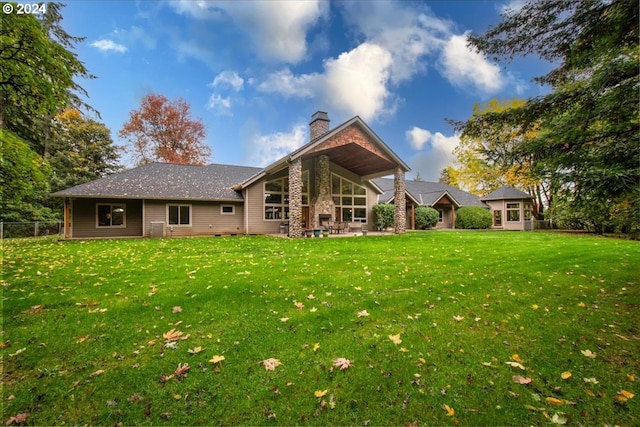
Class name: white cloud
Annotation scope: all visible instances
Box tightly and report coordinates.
[258,68,319,98]
[406,126,460,181]
[439,33,504,94]
[171,0,327,63]
[248,124,308,167]
[210,71,244,92]
[91,39,127,53]
[498,0,527,15]
[258,43,394,121]
[206,94,232,116]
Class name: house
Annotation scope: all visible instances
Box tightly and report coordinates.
[481,186,535,231]
[53,112,411,239]
[374,178,488,229]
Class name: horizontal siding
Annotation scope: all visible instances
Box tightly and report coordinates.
[71,198,142,238]
[143,200,244,237]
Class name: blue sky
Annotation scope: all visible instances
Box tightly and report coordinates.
[61,0,551,181]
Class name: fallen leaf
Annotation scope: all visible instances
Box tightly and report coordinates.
[307,294,315,300]
[532,304,539,310]
[174,363,190,376]
[5,412,28,426]
[262,358,281,371]
[172,306,182,313]
[585,389,596,397]
[313,343,320,352]
[187,346,204,354]
[581,349,596,359]
[443,404,455,417]
[511,354,523,363]
[399,347,409,353]
[163,329,184,342]
[505,361,526,370]
[583,377,599,384]
[452,315,464,322]
[550,413,567,425]
[628,374,635,382]
[615,390,635,402]
[578,302,586,308]
[76,335,90,344]
[9,348,26,357]
[294,301,304,309]
[389,334,402,345]
[512,375,533,384]
[333,358,351,370]
[279,317,289,322]
[561,371,572,380]
[545,397,564,405]
[357,310,370,317]
[209,355,225,364]
[90,369,105,377]
[314,389,328,398]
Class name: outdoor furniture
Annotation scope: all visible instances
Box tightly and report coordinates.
[330,221,346,234]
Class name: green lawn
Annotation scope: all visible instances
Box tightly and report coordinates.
[2,232,639,426]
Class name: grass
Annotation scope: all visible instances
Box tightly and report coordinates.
[1,231,639,426]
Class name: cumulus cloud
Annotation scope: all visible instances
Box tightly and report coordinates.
[439,33,504,94]
[248,124,308,167]
[406,126,460,181]
[210,71,244,92]
[258,43,394,121]
[91,39,127,53]
[171,0,327,63]
[206,94,232,116]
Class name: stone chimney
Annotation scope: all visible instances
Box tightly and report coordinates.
[309,111,330,140]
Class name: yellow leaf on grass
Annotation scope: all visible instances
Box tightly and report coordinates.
[389,334,402,345]
[532,304,539,310]
[443,404,455,417]
[615,390,635,402]
[578,302,586,308]
[209,355,225,364]
[313,343,320,352]
[511,354,523,363]
[581,349,596,358]
[561,371,572,380]
[627,374,635,382]
[546,397,564,405]
[314,389,328,398]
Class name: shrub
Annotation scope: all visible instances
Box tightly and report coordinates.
[372,204,395,230]
[415,206,439,229]
[456,206,492,229]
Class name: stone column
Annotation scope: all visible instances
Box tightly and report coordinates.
[288,157,303,238]
[393,167,406,234]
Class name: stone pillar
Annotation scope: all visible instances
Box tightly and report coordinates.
[393,167,406,234]
[288,157,303,238]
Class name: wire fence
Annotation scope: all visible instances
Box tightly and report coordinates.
[1,222,64,240]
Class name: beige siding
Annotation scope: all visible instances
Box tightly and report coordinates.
[486,199,532,231]
[71,198,143,238]
[143,200,244,237]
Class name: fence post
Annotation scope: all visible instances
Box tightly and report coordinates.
[34,221,38,237]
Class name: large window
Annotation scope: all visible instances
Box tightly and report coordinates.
[331,174,367,222]
[97,204,125,227]
[506,203,520,222]
[168,204,191,225]
[264,172,309,220]
[524,202,532,220]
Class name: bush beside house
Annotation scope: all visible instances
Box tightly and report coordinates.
[415,206,439,229]
[373,204,395,230]
[456,206,492,229]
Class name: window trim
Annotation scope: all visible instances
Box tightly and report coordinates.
[220,205,235,215]
[506,202,521,222]
[167,204,192,227]
[331,174,368,223]
[96,203,126,228]
[438,209,444,223]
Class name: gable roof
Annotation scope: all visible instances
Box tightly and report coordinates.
[481,186,534,201]
[239,116,410,189]
[373,178,487,208]
[52,162,262,201]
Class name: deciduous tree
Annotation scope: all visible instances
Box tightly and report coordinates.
[119,94,210,165]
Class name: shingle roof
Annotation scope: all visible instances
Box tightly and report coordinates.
[373,178,487,208]
[52,162,263,201]
[481,186,534,201]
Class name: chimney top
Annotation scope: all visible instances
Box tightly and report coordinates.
[309,111,330,140]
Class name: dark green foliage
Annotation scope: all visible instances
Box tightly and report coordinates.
[455,206,492,229]
[460,0,639,234]
[414,206,439,229]
[0,130,53,221]
[372,203,395,229]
